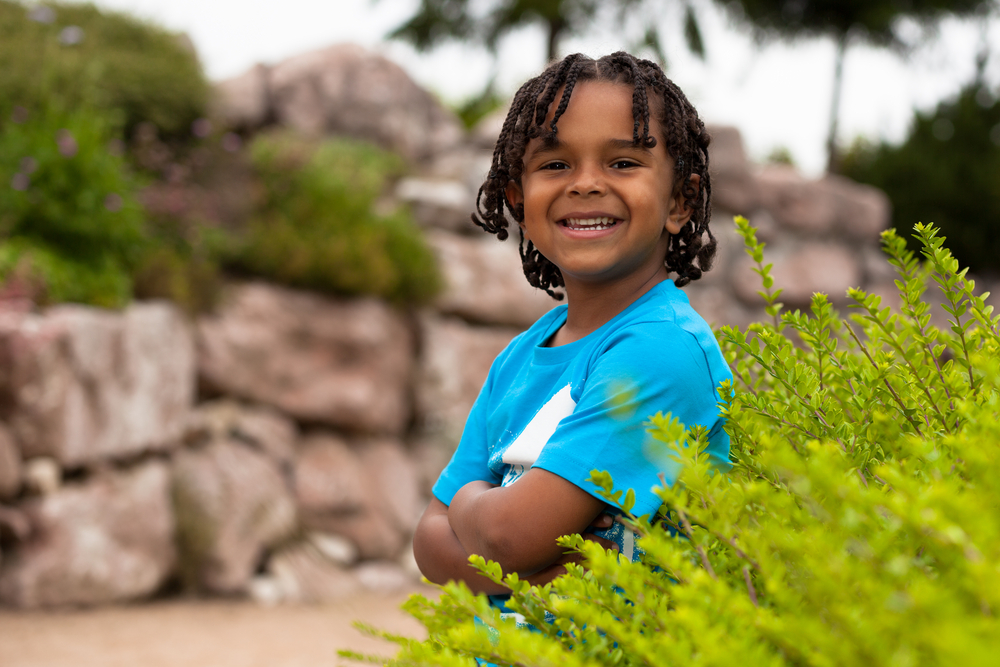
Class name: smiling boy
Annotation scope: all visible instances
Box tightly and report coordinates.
[413,53,731,601]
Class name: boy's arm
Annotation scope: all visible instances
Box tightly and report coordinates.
[412,497,510,595]
[448,468,607,574]
[413,494,615,591]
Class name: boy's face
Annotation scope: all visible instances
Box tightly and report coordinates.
[506,81,697,293]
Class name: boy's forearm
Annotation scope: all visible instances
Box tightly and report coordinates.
[412,497,510,595]
[448,472,606,574]
[448,481,526,569]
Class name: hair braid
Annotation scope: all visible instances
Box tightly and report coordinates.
[473,51,716,297]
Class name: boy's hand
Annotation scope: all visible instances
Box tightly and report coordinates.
[588,512,615,531]
[525,528,618,586]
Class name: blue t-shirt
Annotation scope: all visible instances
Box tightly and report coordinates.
[433,279,731,531]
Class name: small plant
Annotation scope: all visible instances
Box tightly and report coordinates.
[0,103,144,308]
[358,218,1000,666]
[221,132,442,305]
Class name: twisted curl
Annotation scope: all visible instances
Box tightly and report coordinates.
[472,51,715,299]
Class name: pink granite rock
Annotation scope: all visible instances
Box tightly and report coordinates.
[0,424,21,500]
[756,166,889,240]
[295,435,421,561]
[733,242,862,308]
[294,433,368,514]
[172,438,297,594]
[0,302,194,467]
[707,125,759,216]
[0,461,175,608]
[264,43,463,162]
[197,283,414,435]
[416,314,521,447]
[428,230,557,328]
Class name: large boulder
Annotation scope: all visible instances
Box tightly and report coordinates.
[212,63,270,130]
[428,230,557,328]
[732,241,862,308]
[0,423,21,500]
[755,166,890,240]
[0,461,175,608]
[262,541,360,604]
[294,433,368,515]
[172,438,297,594]
[295,434,421,560]
[197,283,415,435]
[216,44,464,163]
[185,400,298,479]
[707,125,759,216]
[415,314,521,448]
[0,302,195,467]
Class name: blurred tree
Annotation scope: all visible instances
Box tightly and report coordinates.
[0,0,208,138]
[841,80,1000,274]
[389,0,707,68]
[719,0,995,172]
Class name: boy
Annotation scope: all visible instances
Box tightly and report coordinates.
[414,52,731,600]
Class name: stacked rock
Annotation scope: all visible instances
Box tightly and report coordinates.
[0,43,919,609]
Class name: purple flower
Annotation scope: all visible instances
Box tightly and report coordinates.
[19,157,38,174]
[58,26,84,46]
[104,193,124,212]
[192,118,212,138]
[11,173,29,191]
[221,132,243,153]
[27,6,55,23]
[56,129,78,158]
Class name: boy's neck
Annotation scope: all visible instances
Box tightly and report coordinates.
[547,269,669,347]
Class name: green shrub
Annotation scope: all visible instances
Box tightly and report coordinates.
[0,0,208,137]
[841,81,1000,274]
[222,132,442,305]
[0,103,144,307]
[366,219,1000,666]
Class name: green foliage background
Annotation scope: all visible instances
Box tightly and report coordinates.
[0,0,208,137]
[221,132,442,306]
[0,104,145,307]
[366,219,1000,666]
[842,81,1000,275]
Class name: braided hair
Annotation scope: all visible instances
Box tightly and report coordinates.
[473,52,715,299]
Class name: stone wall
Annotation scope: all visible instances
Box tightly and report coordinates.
[0,43,934,609]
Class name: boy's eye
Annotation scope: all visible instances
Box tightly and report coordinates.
[612,159,639,169]
[540,161,569,170]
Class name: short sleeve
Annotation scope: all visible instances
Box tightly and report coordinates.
[532,323,728,517]
[431,347,511,506]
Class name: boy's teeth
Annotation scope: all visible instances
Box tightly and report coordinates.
[564,217,618,230]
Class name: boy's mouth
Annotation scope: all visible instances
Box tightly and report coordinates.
[560,216,622,231]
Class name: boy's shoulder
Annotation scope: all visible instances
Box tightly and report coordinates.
[598,280,712,343]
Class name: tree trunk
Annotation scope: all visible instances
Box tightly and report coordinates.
[546,17,566,63]
[826,31,850,174]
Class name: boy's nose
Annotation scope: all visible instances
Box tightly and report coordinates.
[568,164,607,196]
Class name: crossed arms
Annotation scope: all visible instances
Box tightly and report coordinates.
[412,467,614,594]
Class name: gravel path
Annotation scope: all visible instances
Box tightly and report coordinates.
[0,588,431,667]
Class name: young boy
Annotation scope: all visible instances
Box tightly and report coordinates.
[413,52,731,600]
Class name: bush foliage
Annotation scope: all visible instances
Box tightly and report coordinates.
[0,0,208,137]
[221,132,442,305]
[842,81,1000,275]
[366,218,1000,666]
[0,103,144,307]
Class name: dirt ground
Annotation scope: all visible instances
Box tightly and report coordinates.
[0,587,432,667]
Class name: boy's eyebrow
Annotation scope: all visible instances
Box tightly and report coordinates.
[527,136,653,158]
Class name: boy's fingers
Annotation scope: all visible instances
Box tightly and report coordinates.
[582,533,618,552]
[588,512,615,530]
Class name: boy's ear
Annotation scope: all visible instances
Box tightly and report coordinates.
[505,180,524,214]
[665,173,700,235]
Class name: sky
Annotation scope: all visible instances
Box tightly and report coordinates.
[81,0,1000,176]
